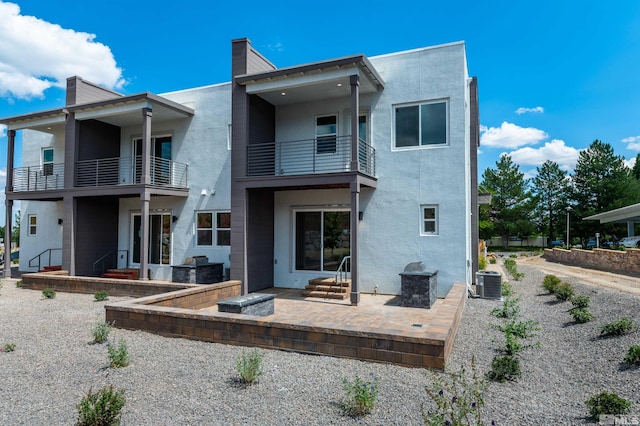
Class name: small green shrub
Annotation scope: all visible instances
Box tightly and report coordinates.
[496,319,540,355]
[422,357,486,426]
[570,295,590,309]
[487,355,521,382]
[508,254,518,258]
[1,343,16,352]
[542,275,562,293]
[570,308,594,324]
[501,282,514,297]
[42,289,56,299]
[15,280,22,288]
[92,321,112,344]
[554,283,574,301]
[107,338,130,368]
[585,392,631,421]
[94,291,110,302]
[503,259,524,280]
[600,317,635,337]
[490,296,520,319]
[478,256,487,270]
[489,258,497,264]
[341,375,379,416]
[76,385,126,426]
[624,345,640,366]
[235,349,264,386]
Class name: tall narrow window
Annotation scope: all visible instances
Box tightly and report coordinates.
[216,212,231,246]
[132,212,172,265]
[28,215,37,235]
[42,148,54,176]
[316,115,337,154]
[421,205,438,235]
[196,212,213,246]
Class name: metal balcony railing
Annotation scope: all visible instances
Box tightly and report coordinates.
[12,163,65,192]
[247,136,375,177]
[75,156,188,188]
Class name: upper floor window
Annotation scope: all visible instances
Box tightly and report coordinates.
[42,148,54,176]
[394,100,448,149]
[316,115,337,154]
[28,215,37,236]
[420,205,438,235]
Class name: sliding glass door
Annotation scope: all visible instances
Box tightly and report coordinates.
[132,212,171,265]
[295,210,350,272]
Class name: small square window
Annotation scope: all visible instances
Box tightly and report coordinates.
[216,212,231,246]
[196,212,213,246]
[421,205,438,235]
[42,148,54,176]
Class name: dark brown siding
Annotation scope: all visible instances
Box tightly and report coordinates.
[247,189,274,292]
[66,76,122,106]
[77,120,120,161]
[469,77,480,281]
[75,197,118,276]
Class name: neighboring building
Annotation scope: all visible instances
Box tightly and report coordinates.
[2,38,479,302]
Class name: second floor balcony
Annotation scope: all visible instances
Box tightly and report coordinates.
[247,136,375,178]
[11,156,188,193]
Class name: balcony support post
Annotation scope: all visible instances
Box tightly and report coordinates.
[62,196,76,275]
[140,190,150,280]
[350,180,360,306]
[350,74,360,173]
[141,108,152,185]
[4,129,15,277]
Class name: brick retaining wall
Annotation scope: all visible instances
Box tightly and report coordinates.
[21,271,198,297]
[543,248,640,275]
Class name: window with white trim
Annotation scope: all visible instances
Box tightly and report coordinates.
[42,148,54,176]
[420,205,438,235]
[28,215,37,236]
[394,100,448,148]
[316,115,337,154]
[196,211,230,246]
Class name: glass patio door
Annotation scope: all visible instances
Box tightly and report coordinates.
[295,210,350,272]
[132,212,171,265]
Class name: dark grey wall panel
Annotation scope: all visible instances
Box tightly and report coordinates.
[75,197,118,276]
[247,189,274,292]
[78,120,120,161]
[66,76,122,106]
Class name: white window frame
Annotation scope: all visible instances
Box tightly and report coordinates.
[28,214,37,236]
[420,205,439,236]
[195,211,230,247]
[195,211,214,247]
[42,147,54,176]
[215,211,231,246]
[315,114,338,155]
[392,99,449,150]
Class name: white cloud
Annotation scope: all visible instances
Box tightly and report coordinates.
[0,2,124,100]
[624,157,636,169]
[0,168,5,178]
[515,106,544,115]
[0,124,5,138]
[622,136,640,151]
[507,139,581,171]
[480,122,548,149]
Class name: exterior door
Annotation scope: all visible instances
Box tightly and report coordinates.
[131,212,171,265]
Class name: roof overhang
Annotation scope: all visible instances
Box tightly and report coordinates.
[235,54,385,106]
[583,203,640,224]
[0,92,194,133]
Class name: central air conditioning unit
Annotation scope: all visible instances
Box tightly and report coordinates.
[475,270,502,300]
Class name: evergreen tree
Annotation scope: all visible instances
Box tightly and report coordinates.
[531,160,570,245]
[571,140,640,242]
[481,155,533,247]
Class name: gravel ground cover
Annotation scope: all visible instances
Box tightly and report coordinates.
[1,260,639,425]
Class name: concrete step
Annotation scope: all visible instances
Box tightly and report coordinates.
[304,284,349,293]
[301,290,349,300]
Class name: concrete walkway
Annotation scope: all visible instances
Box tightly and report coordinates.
[518,255,640,296]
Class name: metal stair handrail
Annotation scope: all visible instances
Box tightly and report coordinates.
[28,248,62,270]
[335,255,351,292]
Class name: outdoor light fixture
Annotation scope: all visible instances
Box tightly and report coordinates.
[359,211,364,221]
[200,189,207,196]
[172,216,178,223]
[57,218,63,225]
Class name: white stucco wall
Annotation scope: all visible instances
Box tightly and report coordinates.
[271,43,471,296]
[116,82,232,280]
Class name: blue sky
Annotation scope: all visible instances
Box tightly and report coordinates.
[1,0,640,224]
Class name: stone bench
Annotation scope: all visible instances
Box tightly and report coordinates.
[217,293,275,316]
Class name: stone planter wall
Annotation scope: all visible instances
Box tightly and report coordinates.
[543,248,640,275]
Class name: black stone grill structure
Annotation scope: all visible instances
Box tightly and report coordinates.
[399,261,438,309]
